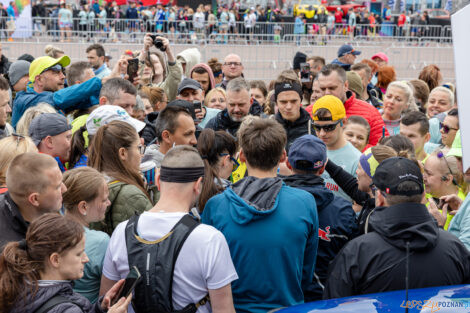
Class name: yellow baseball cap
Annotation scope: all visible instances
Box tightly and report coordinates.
[29,55,71,83]
[311,95,346,121]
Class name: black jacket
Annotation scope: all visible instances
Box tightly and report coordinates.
[275,108,314,153]
[10,281,104,313]
[0,192,28,251]
[0,54,10,75]
[282,174,357,301]
[205,100,264,137]
[142,111,159,146]
[324,203,470,299]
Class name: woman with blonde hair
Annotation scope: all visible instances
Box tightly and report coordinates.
[205,87,227,111]
[15,102,57,136]
[44,44,65,58]
[382,81,418,135]
[0,135,37,194]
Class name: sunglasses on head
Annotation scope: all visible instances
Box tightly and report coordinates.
[440,122,458,134]
[41,64,65,75]
[313,120,342,132]
[219,153,240,171]
[436,150,459,186]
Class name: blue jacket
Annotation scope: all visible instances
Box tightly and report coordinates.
[449,194,470,251]
[331,58,351,71]
[282,174,357,301]
[202,176,318,313]
[12,77,102,128]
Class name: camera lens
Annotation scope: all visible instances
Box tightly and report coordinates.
[154,38,166,52]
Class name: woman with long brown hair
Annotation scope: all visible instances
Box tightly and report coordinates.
[197,129,237,211]
[88,121,152,235]
[0,213,131,313]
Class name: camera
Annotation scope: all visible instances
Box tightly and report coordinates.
[149,35,166,52]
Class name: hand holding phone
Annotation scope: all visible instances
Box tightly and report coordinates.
[111,266,141,306]
[127,58,139,83]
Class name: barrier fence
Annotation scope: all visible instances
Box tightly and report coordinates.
[5,17,453,45]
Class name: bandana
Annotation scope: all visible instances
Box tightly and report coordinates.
[160,166,205,183]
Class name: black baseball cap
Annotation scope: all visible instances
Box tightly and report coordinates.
[372,157,424,196]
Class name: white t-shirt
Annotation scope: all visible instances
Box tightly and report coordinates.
[103,212,238,313]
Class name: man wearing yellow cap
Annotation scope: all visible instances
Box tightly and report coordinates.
[11,55,103,128]
[312,95,361,202]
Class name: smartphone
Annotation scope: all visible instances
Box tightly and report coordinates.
[127,58,139,83]
[300,62,311,83]
[193,101,202,112]
[112,266,141,305]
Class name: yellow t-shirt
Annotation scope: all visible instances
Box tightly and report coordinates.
[426,188,467,230]
[71,114,90,148]
[231,161,247,184]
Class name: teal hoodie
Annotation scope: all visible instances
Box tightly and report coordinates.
[202,176,318,313]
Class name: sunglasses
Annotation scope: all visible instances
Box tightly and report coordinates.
[219,153,240,171]
[313,120,342,132]
[436,150,458,186]
[440,122,458,134]
[41,64,65,75]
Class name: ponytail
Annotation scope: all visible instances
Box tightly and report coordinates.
[0,214,84,312]
[69,126,88,169]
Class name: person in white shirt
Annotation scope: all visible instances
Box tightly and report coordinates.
[100,145,238,313]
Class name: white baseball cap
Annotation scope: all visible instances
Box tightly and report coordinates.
[86,105,146,136]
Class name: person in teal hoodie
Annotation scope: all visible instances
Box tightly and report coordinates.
[202,118,319,313]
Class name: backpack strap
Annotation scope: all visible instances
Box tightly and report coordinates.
[33,295,83,313]
[105,180,123,234]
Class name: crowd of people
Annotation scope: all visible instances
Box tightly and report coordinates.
[0,0,445,43]
[0,34,468,313]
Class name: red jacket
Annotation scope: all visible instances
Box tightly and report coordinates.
[343,92,389,147]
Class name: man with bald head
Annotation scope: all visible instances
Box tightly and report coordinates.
[218,53,244,90]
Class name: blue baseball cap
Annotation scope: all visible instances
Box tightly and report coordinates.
[337,44,361,58]
[288,135,327,171]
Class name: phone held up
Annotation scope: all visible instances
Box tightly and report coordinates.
[112,266,141,306]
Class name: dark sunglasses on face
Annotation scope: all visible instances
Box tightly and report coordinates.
[440,122,458,134]
[219,153,240,171]
[41,64,65,75]
[313,120,342,132]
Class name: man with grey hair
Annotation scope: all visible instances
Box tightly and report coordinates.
[205,77,264,137]
[98,77,137,115]
[101,145,238,313]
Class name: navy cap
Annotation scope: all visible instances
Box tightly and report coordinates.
[372,157,424,196]
[337,44,361,57]
[29,113,71,146]
[177,78,202,95]
[288,135,327,171]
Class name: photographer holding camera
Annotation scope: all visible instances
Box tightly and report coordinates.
[135,33,182,102]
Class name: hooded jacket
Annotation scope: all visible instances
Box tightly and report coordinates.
[202,176,319,313]
[343,91,389,147]
[324,203,470,299]
[10,281,104,313]
[141,111,159,146]
[176,48,201,78]
[204,99,264,137]
[275,108,314,153]
[0,192,28,251]
[90,180,152,236]
[282,174,357,301]
[190,63,216,92]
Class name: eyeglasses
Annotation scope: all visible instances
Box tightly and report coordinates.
[219,153,240,171]
[41,64,65,75]
[313,120,342,133]
[223,62,242,67]
[436,150,458,186]
[440,122,458,134]
[138,144,146,154]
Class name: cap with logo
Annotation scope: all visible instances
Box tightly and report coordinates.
[288,134,327,171]
[311,95,346,121]
[29,113,72,146]
[86,105,146,136]
[29,55,71,83]
[177,78,202,95]
[372,157,424,196]
[337,44,361,58]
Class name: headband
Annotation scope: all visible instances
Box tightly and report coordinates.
[359,151,379,179]
[160,166,205,183]
[274,82,302,101]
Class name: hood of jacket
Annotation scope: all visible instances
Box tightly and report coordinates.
[226,176,283,225]
[10,281,90,313]
[369,203,439,251]
[281,174,333,211]
[144,111,159,128]
[176,48,201,77]
[190,63,216,91]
